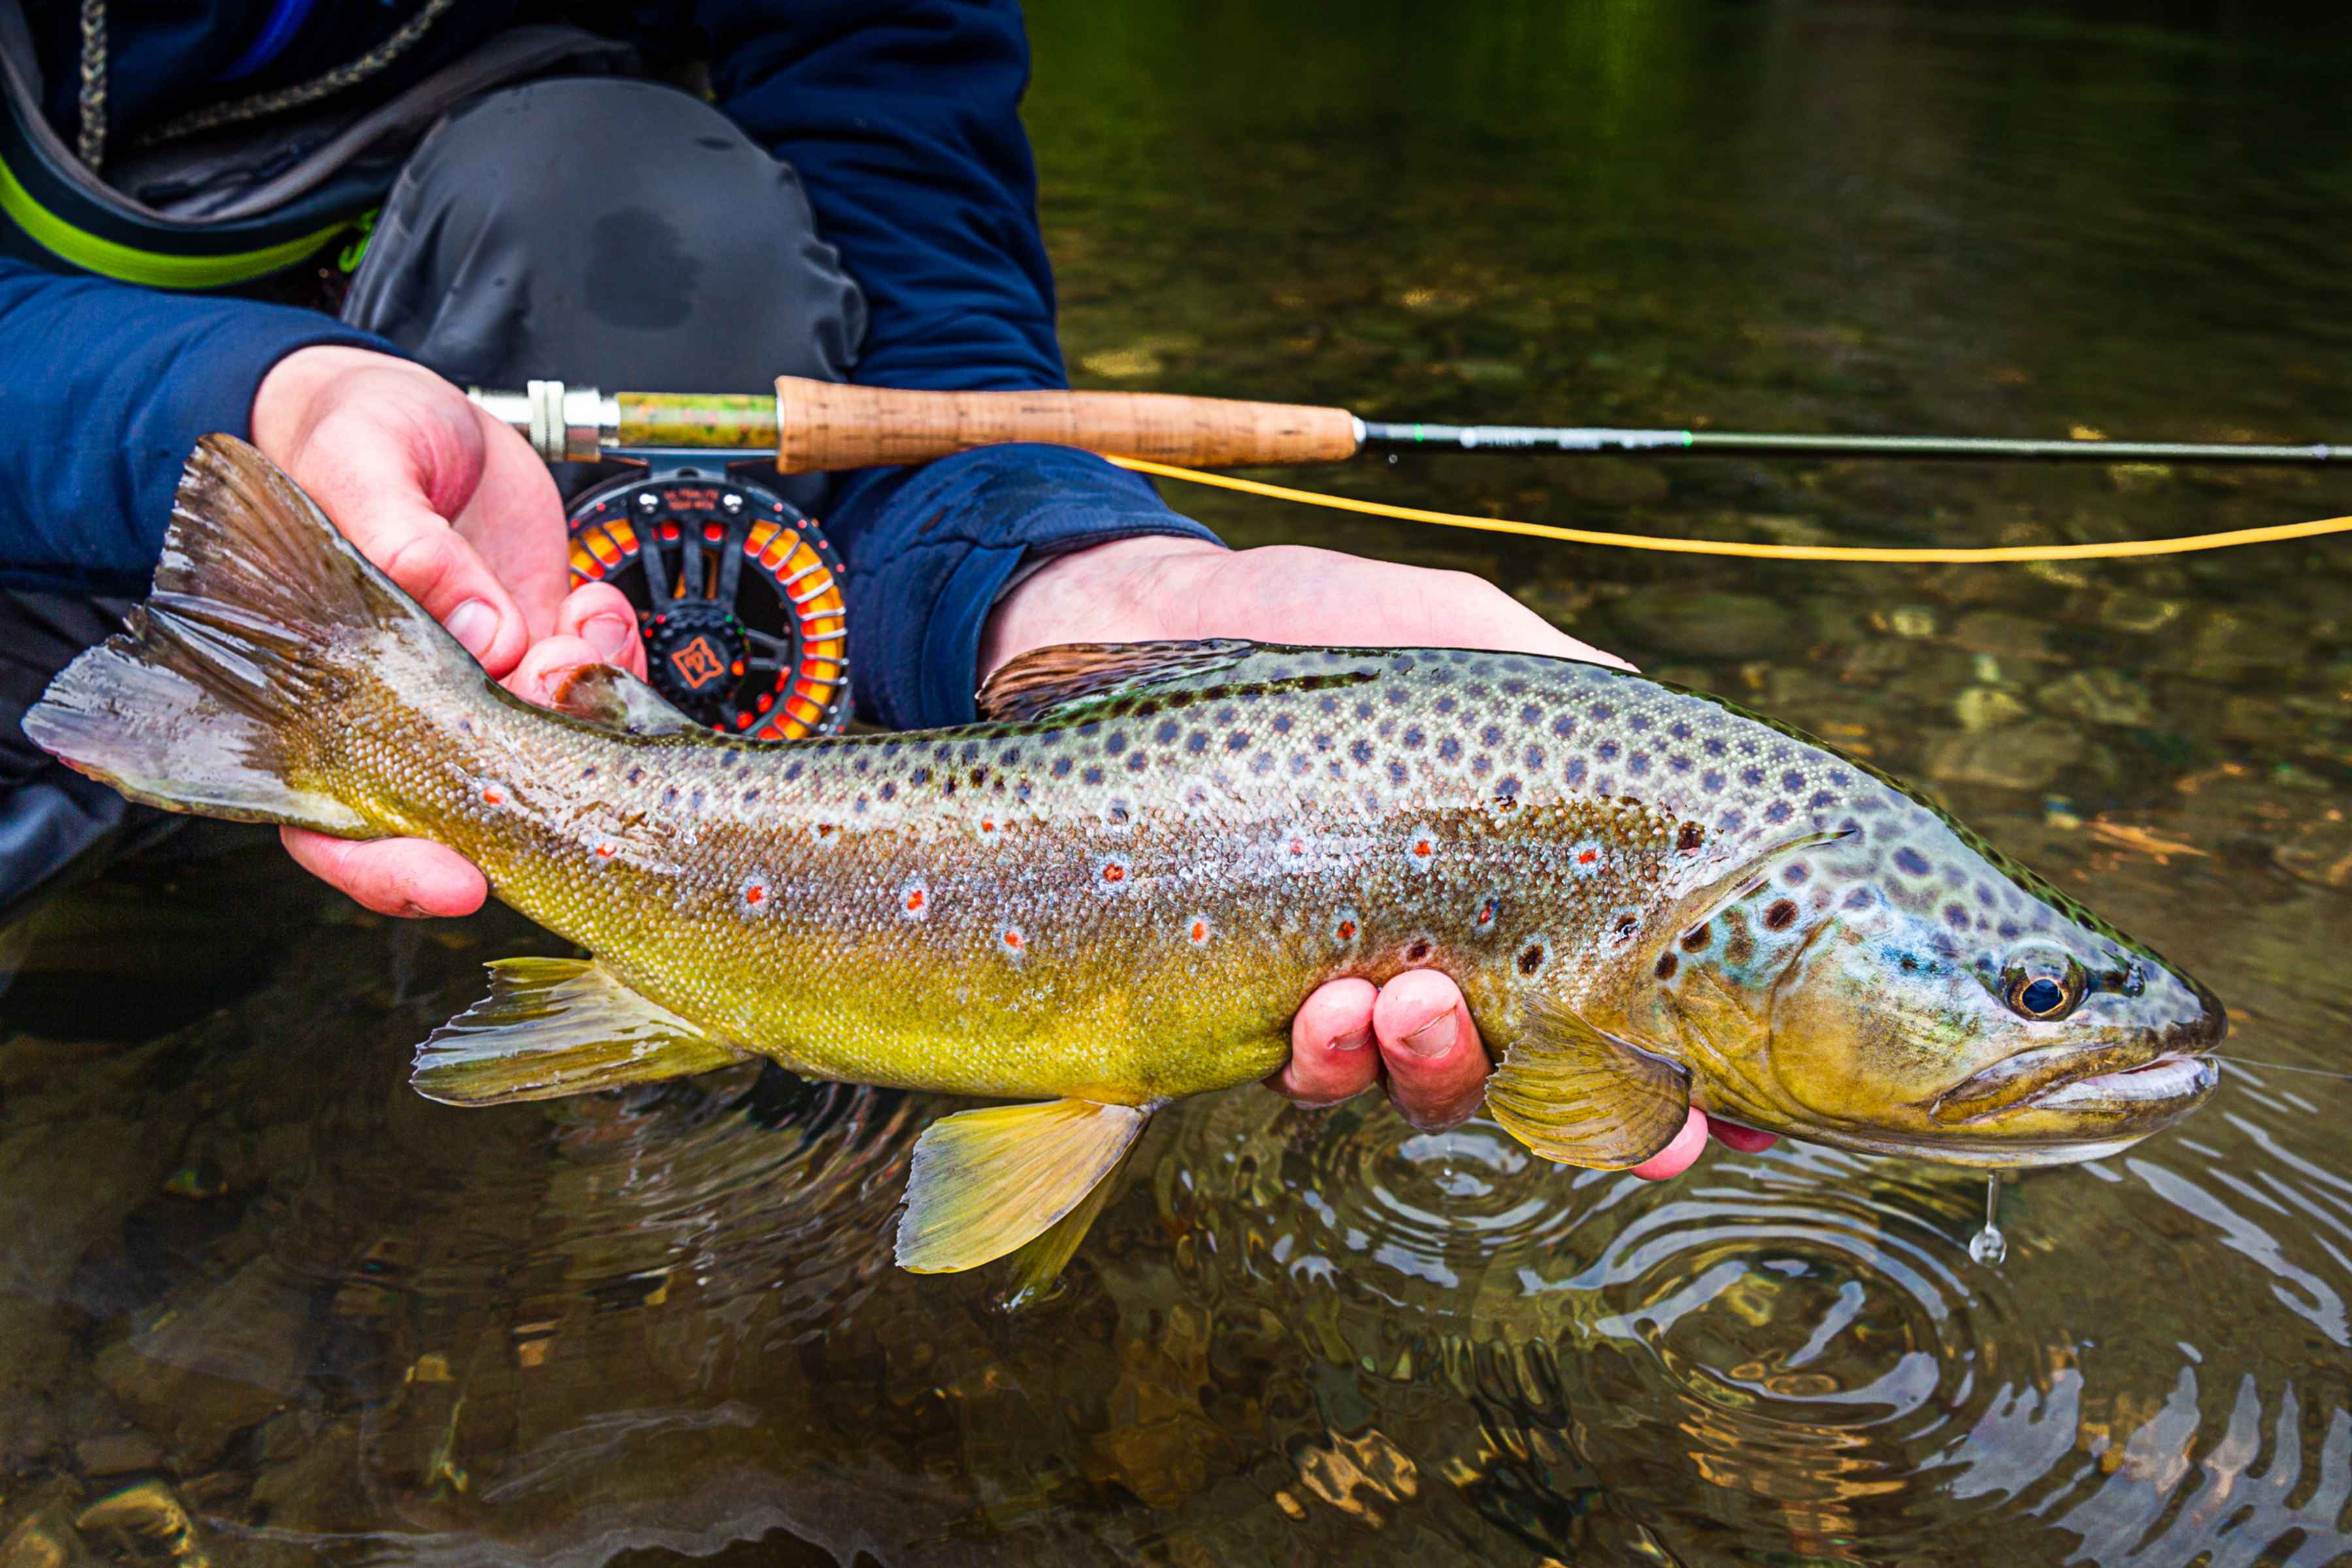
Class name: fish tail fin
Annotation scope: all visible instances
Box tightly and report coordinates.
[23,435,466,835]
[895,1099,1150,1280]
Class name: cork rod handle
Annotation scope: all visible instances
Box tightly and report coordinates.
[772,376,1362,474]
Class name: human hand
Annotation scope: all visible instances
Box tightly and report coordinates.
[248,345,648,917]
[979,536,1776,1179]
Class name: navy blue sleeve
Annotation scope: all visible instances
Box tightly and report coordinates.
[0,261,395,595]
[698,0,1220,727]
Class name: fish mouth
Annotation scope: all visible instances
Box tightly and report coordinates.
[1931,1043,2219,1126]
[2025,1051,2219,1113]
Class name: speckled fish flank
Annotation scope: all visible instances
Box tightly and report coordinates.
[25,438,2227,1286]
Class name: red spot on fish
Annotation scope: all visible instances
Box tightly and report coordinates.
[594,841,617,858]
[1103,863,1126,883]
[906,889,926,913]
[744,884,766,906]
[1577,847,1599,866]
[1413,838,1433,857]
[481,788,503,806]
[1188,919,1209,943]
[1337,919,1357,940]
[1289,837,1306,856]
[1003,927,1024,950]
[1476,896,1498,926]
[980,817,996,834]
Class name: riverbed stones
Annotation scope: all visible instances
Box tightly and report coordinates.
[1608,586,1793,658]
[2036,669,2155,727]
[1923,719,2087,791]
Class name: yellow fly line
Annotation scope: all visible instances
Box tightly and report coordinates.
[1108,455,2352,564]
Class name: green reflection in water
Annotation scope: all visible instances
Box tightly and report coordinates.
[7,3,2352,1565]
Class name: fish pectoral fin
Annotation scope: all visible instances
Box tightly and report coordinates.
[545,663,702,738]
[410,958,743,1105]
[1486,995,1690,1169]
[974,640,1260,722]
[895,1099,1150,1275]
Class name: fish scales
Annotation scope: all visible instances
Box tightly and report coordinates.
[28,438,2225,1284]
[329,638,1987,1107]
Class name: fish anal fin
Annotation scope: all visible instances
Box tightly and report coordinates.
[1488,995,1690,1168]
[411,957,742,1105]
[546,663,702,738]
[998,1140,1141,1309]
[896,1100,1149,1274]
[975,640,1259,723]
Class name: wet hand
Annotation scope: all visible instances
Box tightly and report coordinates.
[981,536,1775,1178]
[250,345,647,917]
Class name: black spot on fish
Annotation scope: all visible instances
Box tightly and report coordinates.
[1764,899,1799,931]
[743,789,760,804]
[1613,912,1639,941]
[1520,704,1543,727]
[1629,753,1651,777]
[1105,733,1127,756]
[1403,726,1426,749]
[1764,800,1793,824]
[1783,770,1806,792]
[1704,738,1727,757]
[1496,776,1522,798]
[1565,758,1587,787]
[1155,720,1181,743]
[1518,943,1545,974]
[1597,741,1620,762]
[1669,720,1691,741]
[718,751,738,768]
[1740,766,1766,787]
[1471,754,1492,776]
[661,786,679,807]
[1810,789,1837,809]
[1552,714,1577,739]
[1591,703,1616,721]
[1228,731,1250,751]
[1524,744,1546,770]
[1945,902,1972,930]
[1406,938,1432,962]
[1654,951,1678,981]
[627,766,644,786]
[1438,736,1463,762]
[1128,753,1148,772]
[1273,713,1294,734]
[1895,847,1931,876]
[1389,761,1409,785]
[1349,739,1374,765]
[1784,861,1809,885]
[1845,886,1874,910]
[1677,821,1705,853]
[961,742,981,762]
[1629,713,1652,732]
[1051,757,1072,777]
[581,766,597,779]
[1082,765,1105,785]
[879,781,897,802]
[1435,695,1458,715]
[1680,923,1710,952]
[1481,724,1504,747]
[910,767,930,785]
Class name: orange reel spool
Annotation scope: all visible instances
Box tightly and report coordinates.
[564,466,851,738]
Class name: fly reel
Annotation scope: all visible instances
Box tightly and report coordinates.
[563,465,851,738]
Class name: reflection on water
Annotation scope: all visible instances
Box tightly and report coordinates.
[8,1,2352,1563]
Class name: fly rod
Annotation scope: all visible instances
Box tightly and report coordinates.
[470,378,2345,470]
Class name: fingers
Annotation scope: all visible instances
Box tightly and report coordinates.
[290,425,536,678]
[1629,1107,1712,1180]
[555,582,649,678]
[1269,977,1382,1105]
[281,827,487,919]
[1371,970,1490,1131]
[1708,1119,1779,1154]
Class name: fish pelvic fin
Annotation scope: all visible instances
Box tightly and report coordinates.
[975,639,1260,722]
[1487,994,1690,1168]
[895,1099,1150,1275]
[22,435,465,834]
[411,958,745,1105]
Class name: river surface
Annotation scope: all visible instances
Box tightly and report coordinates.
[7,3,2352,1563]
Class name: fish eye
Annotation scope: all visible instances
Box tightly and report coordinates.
[2000,952,2086,1021]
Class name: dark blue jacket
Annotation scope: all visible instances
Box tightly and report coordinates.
[0,0,1210,728]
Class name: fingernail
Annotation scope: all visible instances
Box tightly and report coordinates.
[583,613,636,663]
[1401,1013,1456,1058]
[446,599,498,659]
[1331,1024,1373,1053]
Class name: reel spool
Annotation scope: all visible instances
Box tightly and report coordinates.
[563,465,851,738]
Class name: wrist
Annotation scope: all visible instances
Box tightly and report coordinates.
[977,534,1226,679]
[250,344,421,459]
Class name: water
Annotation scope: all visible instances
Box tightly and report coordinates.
[1970,1175,2007,1266]
[7,3,2352,1563]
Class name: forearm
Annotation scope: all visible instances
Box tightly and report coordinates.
[0,261,391,590]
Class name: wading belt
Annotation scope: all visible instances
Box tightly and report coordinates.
[0,3,627,293]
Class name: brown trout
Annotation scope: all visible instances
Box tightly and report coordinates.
[29,438,2224,1288]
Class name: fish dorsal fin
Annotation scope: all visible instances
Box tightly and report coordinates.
[975,639,1261,722]
[546,663,703,738]
[1487,994,1691,1168]
[410,958,743,1105]
[895,1099,1150,1273]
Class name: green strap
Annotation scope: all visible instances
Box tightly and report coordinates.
[0,150,354,289]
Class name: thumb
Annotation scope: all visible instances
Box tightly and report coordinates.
[291,437,535,678]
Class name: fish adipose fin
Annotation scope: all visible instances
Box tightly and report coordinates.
[896,1099,1149,1274]
[23,434,466,834]
[1487,995,1691,1168]
[547,663,703,738]
[975,639,1260,722]
[411,958,745,1105]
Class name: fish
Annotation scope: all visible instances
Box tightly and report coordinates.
[27,437,2225,1292]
